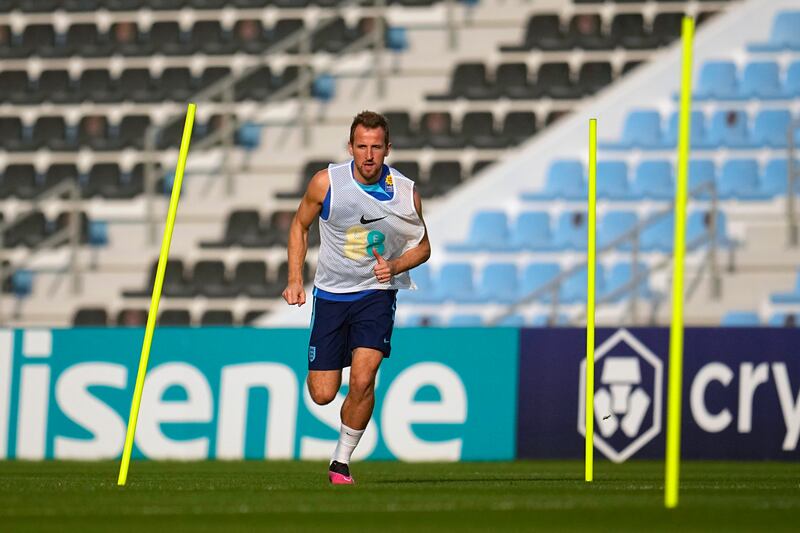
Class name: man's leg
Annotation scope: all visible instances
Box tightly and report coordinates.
[306,369,342,406]
[328,347,383,484]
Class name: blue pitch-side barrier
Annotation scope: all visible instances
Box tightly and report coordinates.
[0,327,797,461]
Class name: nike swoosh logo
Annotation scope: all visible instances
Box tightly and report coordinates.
[360,215,387,224]
[383,338,390,344]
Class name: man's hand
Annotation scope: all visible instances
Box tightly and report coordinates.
[282,281,306,306]
[372,247,394,283]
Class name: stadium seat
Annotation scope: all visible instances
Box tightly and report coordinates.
[740,62,783,100]
[159,309,192,327]
[192,261,236,298]
[0,71,34,104]
[569,14,616,50]
[768,313,798,327]
[750,109,792,148]
[447,314,484,327]
[553,211,588,250]
[748,11,800,51]
[686,210,731,248]
[402,314,442,327]
[721,311,761,327]
[596,161,631,200]
[0,118,25,151]
[652,12,683,46]
[522,160,586,200]
[384,112,423,149]
[640,212,674,251]
[695,61,738,100]
[612,14,660,50]
[577,62,613,95]
[719,159,769,200]
[427,161,462,196]
[688,159,717,199]
[603,262,651,302]
[21,24,57,57]
[632,161,673,200]
[38,70,74,104]
[420,112,464,149]
[427,63,497,101]
[520,263,561,302]
[510,211,553,251]
[598,211,638,250]
[447,211,510,251]
[397,263,436,304]
[560,265,606,304]
[73,308,109,327]
[117,308,148,326]
[232,261,270,298]
[770,271,800,303]
[601,110,662,149]
[536,63,581,99]
[434,263,477,303]
[663,111,709,149]
[761,159,800,197]
[499,14,572,52]
[494,314,525,327]
[501,111,537,145]
[84,164,123,199]
[707,110,750,148]
[475,263,519,303]
[44,164,80,194]
[785,61,800,97]
[201,310,235,326]
[462,112,506,148]
[495,63,537,100]
[0,165,39,199]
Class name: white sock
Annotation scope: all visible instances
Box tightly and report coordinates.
[331,423,364,465]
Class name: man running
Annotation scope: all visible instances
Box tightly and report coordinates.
[282,110,430,484]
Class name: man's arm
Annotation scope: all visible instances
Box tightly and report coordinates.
[283,170,329,306]
[373,187,431,282]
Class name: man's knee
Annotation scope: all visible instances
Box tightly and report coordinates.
[348,373,376,400]
[307,376,339,405]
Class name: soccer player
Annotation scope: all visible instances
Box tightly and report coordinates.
[282,110,431,484]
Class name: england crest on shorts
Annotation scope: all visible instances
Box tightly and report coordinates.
[577,329,663,463]
[308,346,316,363]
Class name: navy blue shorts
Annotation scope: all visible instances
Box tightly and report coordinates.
[307,289,397,371]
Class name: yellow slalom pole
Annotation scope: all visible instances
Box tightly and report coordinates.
[118,103,196,486]
[585,118,597,483]
[665,17,694,509]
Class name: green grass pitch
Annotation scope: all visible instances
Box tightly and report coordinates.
[0,461,797,532]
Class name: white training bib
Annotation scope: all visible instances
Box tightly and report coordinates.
[314,161,425,292]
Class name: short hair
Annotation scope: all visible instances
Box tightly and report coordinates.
[349,110,390,146]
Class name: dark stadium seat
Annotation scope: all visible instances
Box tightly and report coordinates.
[235,66,273,101]
[39,70,77,104]
[233,19,269,54]
[578,62,613,95]
[191,21,236,55]
[612,14,660,50]
[160,67,195,102]
[149,0,188,11]
[110,22,147,56]
[43,164,80,195]
[462,112,506,149]
[2,211,48,248]
[428,161,462,196]
[536,63,581,99]
[78,69,116,103]
[271,18,304,52]
[65,25,109,57]
[73,308,109,326]
[31,116,74,151]
[21,24,57,57]
[500,14,572,52]
[201,309,234,326]
[496,63,537,100]
[54,211,90,245]
[0,24,23,59]
[84,164,123,199]
[502,111,537,146]
[312,17,350,53]
[0,117,24,151]
[199,67,232,92]
[190,0,228,9]
[471,160,495,175]
[232,0,270,7]
[384,112,423,149]
[0,165,39,199]
[202,210,265,248]
[117,308,148,326]
[569,14,617,50]
[118,68,158,103]
[276,160,331,199]
[192,260,236,298]
[149,22,186,56]
[652,13,683,46]
[391,161,420,181]
[117,115,152,150]
[427,63,497,101]
[0,71,34,104]
[158,309,191,326]
[420,112,464,149]
[243,309,269,324]
[78,115,112,150]
[233,260,272,298]
[275,261,311,294]
[124,260,192,298]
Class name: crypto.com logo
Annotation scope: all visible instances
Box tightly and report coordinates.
[578,329,663,462]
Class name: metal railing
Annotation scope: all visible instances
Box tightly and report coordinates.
[488,180,732,327]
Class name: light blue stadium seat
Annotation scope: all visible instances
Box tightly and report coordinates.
[560,265,606,304]
[398,263,437,303]
[386,26,408,52]
[494,314,525,327]
[786,61,800,97]
[510,211,553,251]
[553,211,588,250]
[696,61,738,100]
[686,210,731,248]
[751,109,792,148]
[688,159,717,199]
[719,159,770,200]
[312,74,335,101]
[748,11,800,52]
[475,262,519,303]
[741,62,783,100]
[447,314,484,327]
[604,262,651,303]
[436,263,477,303]
[598,210,638,251]
[521,160,586,200]
[520,262,561,302]
[632,160,673,200]
[447,210,510,251]
[707,110,750,148]
[770,271,800,303]
[596,161,631,200]
[613,110,662,149]
[640,213,674,251]
[529,313,570,327]
[768,313,798,327]
[761,158,800,197]
[663,111,709,149]
[402,314,442,327]
[12,270,33,297]
[721,311,761,327]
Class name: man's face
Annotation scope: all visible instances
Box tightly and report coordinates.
[349,125,390,182]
